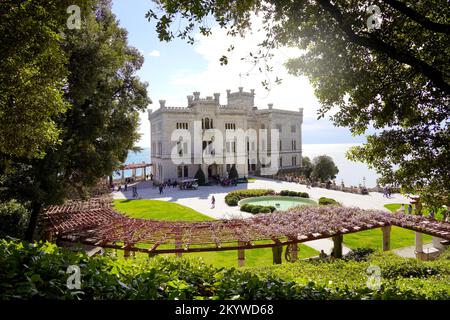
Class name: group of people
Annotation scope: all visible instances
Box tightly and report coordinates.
[153,179,178,194]
[383,186,393,198]
[398,204,450,222]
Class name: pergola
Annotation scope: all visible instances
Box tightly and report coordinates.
[41,197,450,265]
[114,162,152,183]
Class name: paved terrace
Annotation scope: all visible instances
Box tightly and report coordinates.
[112,177,411,256]
[113,177,410,219]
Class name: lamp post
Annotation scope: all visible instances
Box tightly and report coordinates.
[363,176,366,188]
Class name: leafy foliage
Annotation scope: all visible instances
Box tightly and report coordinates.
[1,240,449,300]
[0,2,150,240]
[318,197,339,206]
[0,200,30,239]
[240,204,276,214]
[225,189,275,206]
[228,164,239,180]
[146,0,450,206]
[311,155,339,182]
[0,0,93,159]
[279,190,310,198]
[194,167,206,185]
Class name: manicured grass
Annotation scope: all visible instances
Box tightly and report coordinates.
[113,199,213,221]
[344,226,432,250]
[112,199,318,267]
[385,203,446,221]
[187,242,318,268]
[344,203,436,250]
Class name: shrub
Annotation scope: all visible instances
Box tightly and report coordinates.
[225,189,275,206]
[344,248,375,262]
[0,200,30,239]
[228,164,239,180]
[251,206,262,214]
[280,190,290,196]
[225,195,239,206]
[259,207,272,214]
[0,240,449,300]
[194,167,206,185]
[300,192,309,198]
[318,197,338,206]
[267,206,277,213]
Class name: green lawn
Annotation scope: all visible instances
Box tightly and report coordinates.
[343,203,435,250]
[112,199,318,267]
[385,203,446,221]
[114,199,213,221]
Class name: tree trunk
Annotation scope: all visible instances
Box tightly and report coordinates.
[25,201,42,242]
[272,245,283,264]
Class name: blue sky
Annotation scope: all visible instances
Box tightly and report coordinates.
[111,0,368,147]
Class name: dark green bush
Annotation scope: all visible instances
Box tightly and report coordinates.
[1,240,449,300]
[225,189,275,206]
[288,191,298,197]
[280,190,289,196]
[300,192,309,198]
[228,164,239,180]
[344,248,375,262]
[259,207,272,214]
[240,204,275,214]
[194,167,206,185]
[318,197,338,206]
[0,200,30,239]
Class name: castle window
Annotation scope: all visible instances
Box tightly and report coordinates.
[202,118,213,129]
[291,124,296,133]
[225,123,236,130]
[176,122,188,130]
[276,124,282,132]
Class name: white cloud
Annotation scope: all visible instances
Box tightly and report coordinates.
[161,15,321,121]
[148,49,160,57]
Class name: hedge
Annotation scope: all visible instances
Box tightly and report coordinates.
[225,189,275,206]
[240,204,276,214]
[1,240,449,300]
[279,190,309,198]
[318,197,339,206]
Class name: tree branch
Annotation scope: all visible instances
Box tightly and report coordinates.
[383,0,450,34]
[316,0,450,95]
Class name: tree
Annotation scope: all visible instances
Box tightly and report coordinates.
[0,1,150,240]
[228,164,239,180]
[299,156,313,179]
[194,166,206,185]
[147,1,450,206]
[0,0,93,159]
[311,155,339,182]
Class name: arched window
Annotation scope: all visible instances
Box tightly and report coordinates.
[205,118,210,129]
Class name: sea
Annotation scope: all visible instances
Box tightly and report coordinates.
[121,143,379,187]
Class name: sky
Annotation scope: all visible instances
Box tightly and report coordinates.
[111,0,368,148]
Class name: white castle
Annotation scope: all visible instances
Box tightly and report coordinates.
[147,87,303,182]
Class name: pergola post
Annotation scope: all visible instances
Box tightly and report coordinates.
[238,241,245,267]
[175,235,183,258]
[124,243,131,258]
[415,231,425,260]
[382,226,391,251]
[332,235,343,259]
[290,243,298,262]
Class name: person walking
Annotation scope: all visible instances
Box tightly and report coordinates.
[408,204,413,215]
[211,195,215,209]
[159,184,163,195]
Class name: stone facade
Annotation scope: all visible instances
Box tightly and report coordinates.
[148,87,303,183]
